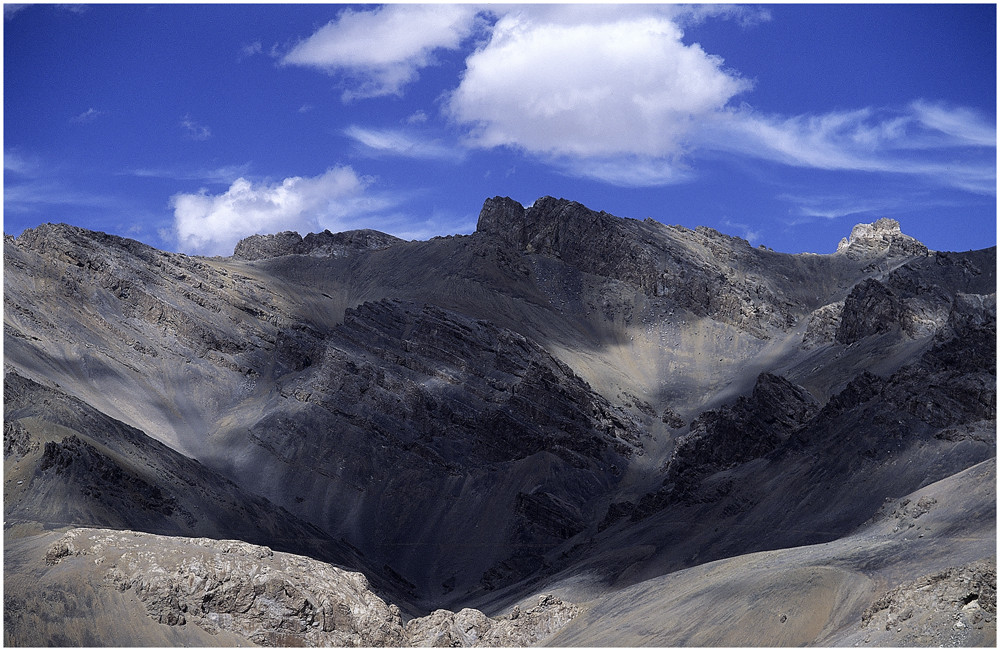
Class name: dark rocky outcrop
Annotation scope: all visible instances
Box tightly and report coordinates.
[610,373,820,521]
[663,373,820,495]
[3,372,365,573]
[230,299,642,603]
[836,278,908,343]
[233,228,403,260]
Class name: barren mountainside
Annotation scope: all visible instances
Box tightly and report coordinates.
[4,196,996,646]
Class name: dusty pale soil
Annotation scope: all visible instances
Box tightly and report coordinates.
[543,458,996,647]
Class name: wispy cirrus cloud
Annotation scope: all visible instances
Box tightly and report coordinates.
[124,163,251,184]
[180,114,211,141]
[4,180,119,213]
[909,100,996,148]
[4,4,28,20]
[702,103,996,194]
[281,4,481,101]
[70,107,105,124]
[4,148,41,175]
[344,125,465,162]
[170,166,397,256]
[778,190,972,226]
[721,218,762,244]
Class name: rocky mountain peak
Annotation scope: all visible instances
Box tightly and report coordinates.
[233,228,403,261]
[836,218,928,258]
[476,196,528,249]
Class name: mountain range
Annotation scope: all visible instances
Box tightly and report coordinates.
[4,196,995,646]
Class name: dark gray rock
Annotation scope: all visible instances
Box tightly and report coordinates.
[836,278,907,344]
[232,230,304,260]
[661,373,820,499]
[233,228,403,260]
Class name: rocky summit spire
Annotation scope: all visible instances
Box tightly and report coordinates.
[836,218,928,258]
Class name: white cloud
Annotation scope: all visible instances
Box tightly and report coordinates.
[4,149,40,175]
[700,105,996,194]
[344,125,464,161]
[434,7,993,193]
[125,163,251,184]
[275,5,993,194]
[70,107,104,123]
[669,4,773,28]
[406,110,429,125]
[721,218,762,244]
[281,4,480,100]
[447,9,751,160]
[443,7,751,186]
[180,115,211,141]
[4,5,28,20]
[555,154,694,187]
[778,193,906,222]
[240,41,263,58]
[171,166,389,256]
[910,100,996,148]
[5,179,122,213]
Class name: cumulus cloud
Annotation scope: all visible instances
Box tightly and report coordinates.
[443,7,751,185]
[171,166,387,256]
[277,5,992,194]
[447,9,751,160]
[434,6,993,192]
[281,4,480,100]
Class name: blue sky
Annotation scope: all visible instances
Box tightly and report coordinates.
[4,3,996,256]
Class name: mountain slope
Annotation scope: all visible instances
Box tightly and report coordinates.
[4,196,995,645]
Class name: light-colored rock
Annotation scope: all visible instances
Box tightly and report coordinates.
[837,218,929,258]
[405,594,579,647]
[45,528,406,647]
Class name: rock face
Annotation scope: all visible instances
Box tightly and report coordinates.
[663,373,820,495]
[45,528,405,646]
[233,228,403,261]
[405,594,579,647]
[837,217,929,258]
[476,196,801,337]
[228,298,642,602]
[861,559,996,647]
[28,528,578,647]
[4,196,995,647]
[3,372,365,575]
[836,278,908,343]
